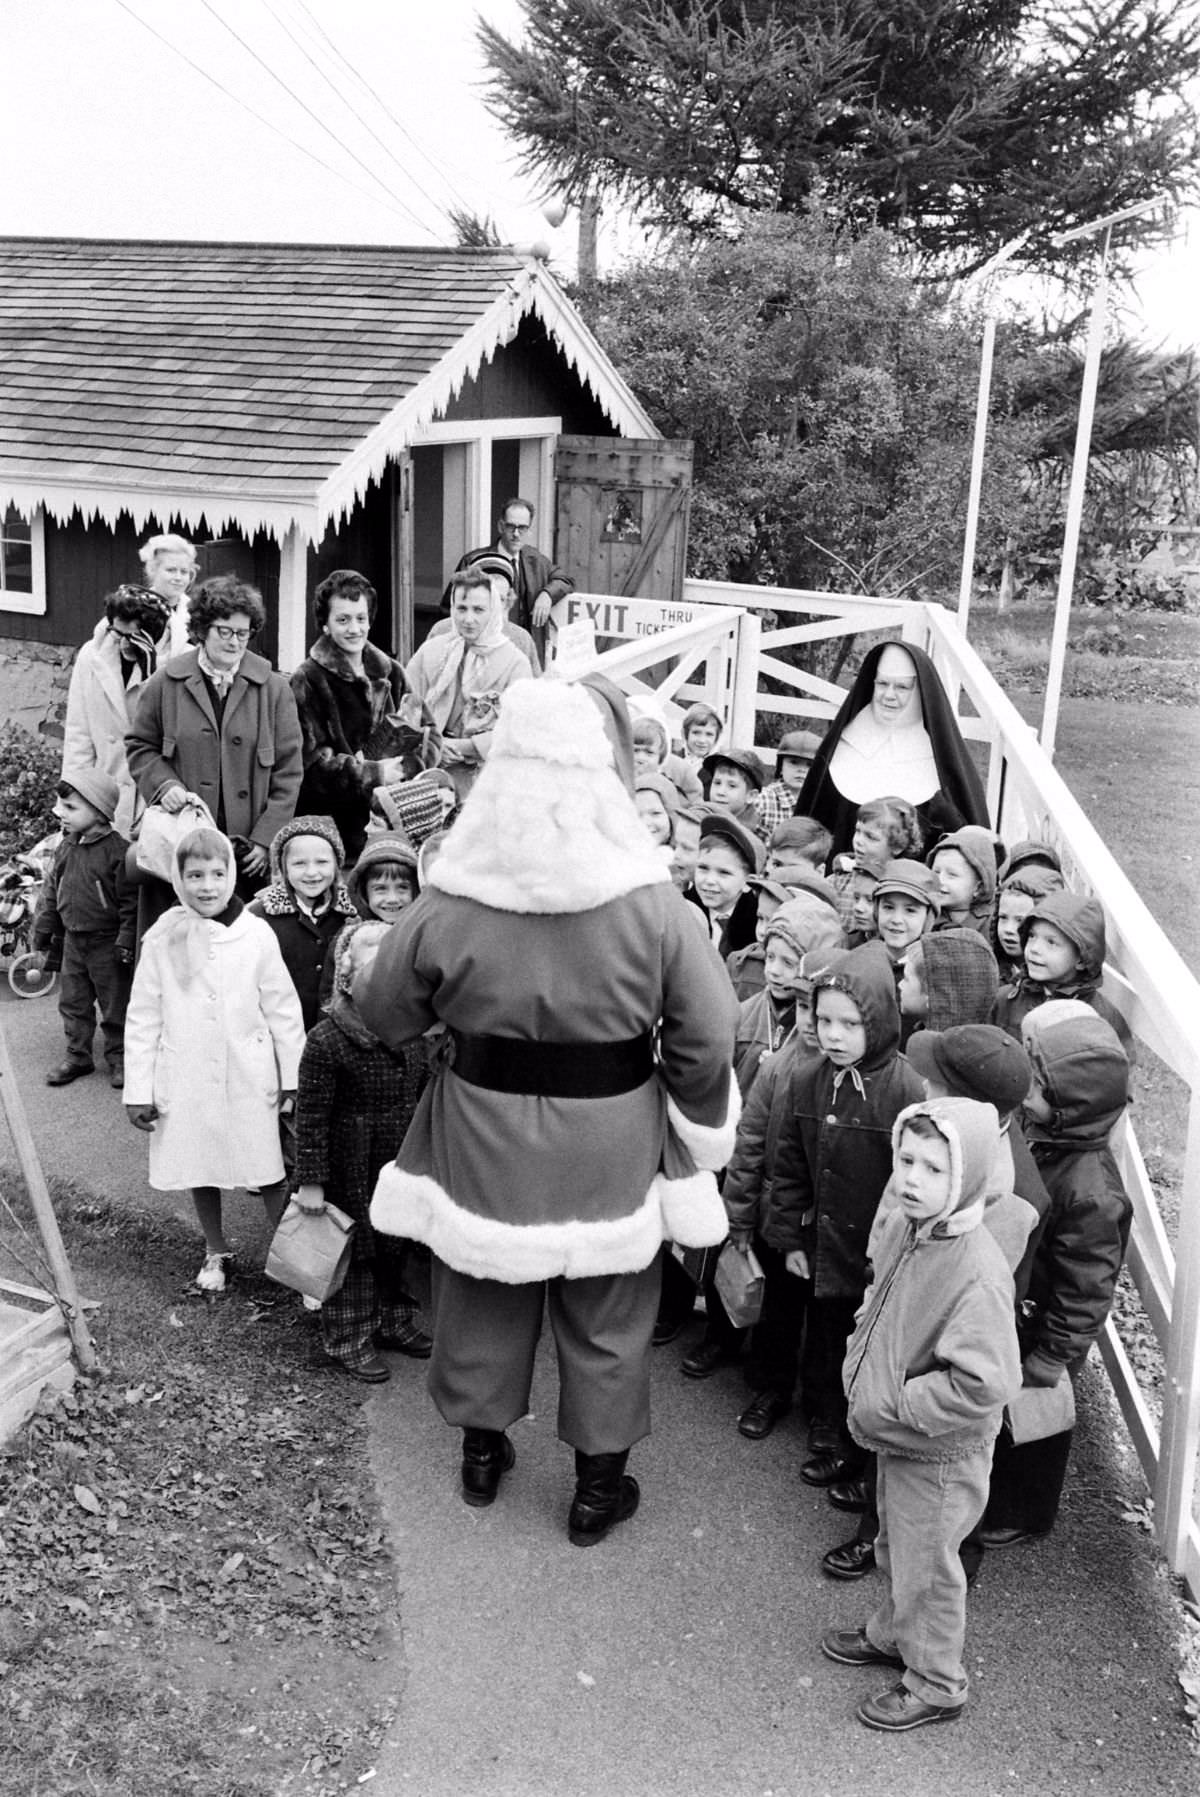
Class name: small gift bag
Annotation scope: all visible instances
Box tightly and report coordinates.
[713,1240,765,1330]
[1006,1376,1076,1445]
[265,1200,356,1303]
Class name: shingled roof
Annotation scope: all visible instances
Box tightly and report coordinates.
[0,237,654,540]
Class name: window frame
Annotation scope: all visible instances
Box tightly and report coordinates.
[0,505,48,616]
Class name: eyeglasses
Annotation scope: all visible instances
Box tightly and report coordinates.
[210,624,253,645]
[501,518,531,533]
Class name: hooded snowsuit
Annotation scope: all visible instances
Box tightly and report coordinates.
[766,940,923,1442]
[992,890,1131,1056]
[845,1098,1020,1711]
[732,895,842,1096]
[984,1002,1131,1537]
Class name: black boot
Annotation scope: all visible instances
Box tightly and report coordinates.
[567,1449,640,1547]
[461,1428,515,1507]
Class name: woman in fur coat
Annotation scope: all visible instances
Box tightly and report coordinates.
[289,569,432,865]
[359,679,739,1545]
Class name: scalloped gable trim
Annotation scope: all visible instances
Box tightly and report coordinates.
[0,263,658,544]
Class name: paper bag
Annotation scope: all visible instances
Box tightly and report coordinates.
[1006,1376,1076,1445]
[265,1199,355,1303]
[713,1241,765,1330]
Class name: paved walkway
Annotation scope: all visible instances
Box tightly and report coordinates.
[1,984,1195,1797]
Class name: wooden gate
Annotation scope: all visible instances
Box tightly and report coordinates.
[554,437,692,602]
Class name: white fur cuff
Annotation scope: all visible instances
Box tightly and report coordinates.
[655,1169,729,1249]
[666,1074,742,1172]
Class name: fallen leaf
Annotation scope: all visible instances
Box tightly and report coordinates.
[73,1485,102,1515]
[577,1671,595,1688]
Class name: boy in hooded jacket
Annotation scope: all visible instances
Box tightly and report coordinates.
[992,890,1132,1058]
[822,1097,1021,1732]
[982,1000,1132,1545]
[766,941,923,1486]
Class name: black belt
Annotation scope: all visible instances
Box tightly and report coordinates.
[447,1030,654,1098]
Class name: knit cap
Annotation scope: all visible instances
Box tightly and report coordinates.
[347,832,420,918]
[266,813,345,884]
[873,858,941,912]
[906,1025,1032,1112]
[59,766,119,823]
[918,927,1000,1030]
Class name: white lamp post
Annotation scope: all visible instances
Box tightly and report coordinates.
[956,232,1030,635]
[1040,195,1167,759]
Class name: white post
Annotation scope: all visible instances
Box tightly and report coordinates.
[1041,227,1112,761]
[957,311,998,634]
[1155,1087,1200,1579]
[276,524,309,673]
[728,609,761,744]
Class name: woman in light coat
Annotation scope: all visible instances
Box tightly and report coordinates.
[124,824,305,1293]
[62,584,174,839]
[404,566,533,803]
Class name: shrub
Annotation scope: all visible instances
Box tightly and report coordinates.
[1078,547,1196,613]
[0,722,60,860]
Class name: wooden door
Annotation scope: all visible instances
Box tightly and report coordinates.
[554,437,692,601]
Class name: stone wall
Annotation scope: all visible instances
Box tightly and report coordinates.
[0,638,74,744]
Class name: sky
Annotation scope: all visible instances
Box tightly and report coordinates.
[1,0,1196,346]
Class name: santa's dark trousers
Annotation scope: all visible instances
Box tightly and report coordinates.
[428,1259,660,1453]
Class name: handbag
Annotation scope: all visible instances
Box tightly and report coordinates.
[713,1241,765,1330]
[134,798,216,882]
[265,1199,356,1303]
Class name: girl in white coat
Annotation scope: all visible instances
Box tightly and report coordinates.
[124,825,306,1293]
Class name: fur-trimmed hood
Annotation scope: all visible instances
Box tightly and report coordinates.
[430,681,671,914]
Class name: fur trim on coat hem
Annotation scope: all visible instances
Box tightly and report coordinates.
[369,1165,726,1283]
[667,1075,742,1171]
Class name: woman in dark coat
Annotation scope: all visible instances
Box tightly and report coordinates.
[289,570,429,865]
[795,641,989,863]
[125,575,303,904]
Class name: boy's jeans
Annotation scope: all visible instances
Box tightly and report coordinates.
[866,1444,993,1708]
[59,929,129,1070]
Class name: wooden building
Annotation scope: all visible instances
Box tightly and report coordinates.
[0,237,662,673]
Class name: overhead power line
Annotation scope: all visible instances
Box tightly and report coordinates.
[194,0,440,234]
[257,0,467,229]
[289,0,490,217]
[110,0,429,230]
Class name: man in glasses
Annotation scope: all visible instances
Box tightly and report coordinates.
[448,496,574,670]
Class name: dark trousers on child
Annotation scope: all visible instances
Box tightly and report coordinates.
[58,929,129,1071]
[744,1238,809,1397]
[804,1293,866,1459]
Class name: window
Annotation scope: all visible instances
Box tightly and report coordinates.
[0,505,47,615]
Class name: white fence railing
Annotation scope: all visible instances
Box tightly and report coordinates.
[567,579,1200,1595]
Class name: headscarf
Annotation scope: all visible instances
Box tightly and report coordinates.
[420,581,511,725]
[158,824,239,986]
